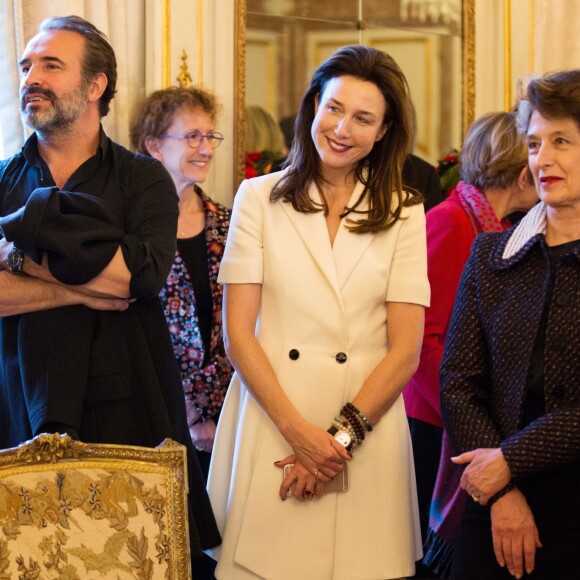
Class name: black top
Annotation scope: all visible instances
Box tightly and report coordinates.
[403,153,444,211]
[177,231,213,359]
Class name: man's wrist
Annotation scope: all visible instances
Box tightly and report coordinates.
[7,247,25,273]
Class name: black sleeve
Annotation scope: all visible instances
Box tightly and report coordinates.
[402,154,444,211]
[0,157,178,298]
[439,237,504,452]
[119,157,178,298]
[0,186,124,283]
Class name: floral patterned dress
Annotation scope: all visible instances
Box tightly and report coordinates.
[159,187,233,422]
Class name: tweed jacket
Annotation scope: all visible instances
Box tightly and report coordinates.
[403,188,481,427]
[440,202,580,480]
[160,187,233,422]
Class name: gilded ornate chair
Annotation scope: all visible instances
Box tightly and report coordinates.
[0,434,190,579]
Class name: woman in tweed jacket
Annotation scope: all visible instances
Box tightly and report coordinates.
[440,70,580,579]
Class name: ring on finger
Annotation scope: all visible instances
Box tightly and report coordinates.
[471,493,480,503]
[313,469,319,477]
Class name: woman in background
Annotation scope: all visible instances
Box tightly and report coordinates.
[440,70,580,579]
[208,45,429,580]
[404,111,538,578]
[130,87,233,478]
[244,104,288,178]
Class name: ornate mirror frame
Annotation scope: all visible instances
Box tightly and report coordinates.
[234,0,475,187]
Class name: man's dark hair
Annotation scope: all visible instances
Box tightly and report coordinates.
[40,15,117,117]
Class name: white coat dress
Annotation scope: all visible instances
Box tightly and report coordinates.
[207,171,430,579]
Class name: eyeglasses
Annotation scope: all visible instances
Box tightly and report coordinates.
[159,130,224,149]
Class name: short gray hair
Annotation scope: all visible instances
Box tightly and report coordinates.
[460,111,528,189]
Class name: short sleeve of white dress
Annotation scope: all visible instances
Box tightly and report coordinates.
[218,178,265,284]
[385,201,430,307]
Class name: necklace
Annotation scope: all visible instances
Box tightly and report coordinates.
[178,210,205,238]
[177,187,205,238]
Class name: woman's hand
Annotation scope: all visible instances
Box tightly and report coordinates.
[452,447,511,504]
[275,454,328,501]
[190,419,217,453]
[284,420,350,480]
[185,399,217,452]
[490,488,542,578]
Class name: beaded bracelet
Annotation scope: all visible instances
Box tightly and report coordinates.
[344,413,365,447]
[333,416,358,442]
[332,417,361,449]
[331,422,358,450]
[341,406,365,439]
[345,402,373,432]
[341,404,363,436]
[340,406,365,442]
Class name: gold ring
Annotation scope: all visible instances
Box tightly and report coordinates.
[314,469,319,477]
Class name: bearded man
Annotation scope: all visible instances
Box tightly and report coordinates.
[0,15,220,561]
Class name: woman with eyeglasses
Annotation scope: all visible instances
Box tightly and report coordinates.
[130,87,233,481]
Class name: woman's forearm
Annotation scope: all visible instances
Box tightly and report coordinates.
[223,283,349,474]
[351,302,424,425]
[223,284,305,437]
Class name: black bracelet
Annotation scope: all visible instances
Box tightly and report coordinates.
[488,481,516,506]
[341,406,365,441]
[342,405,364,435]
[345,402,373,432]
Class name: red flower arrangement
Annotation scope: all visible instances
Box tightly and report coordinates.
[245,150,285,179]
[436,149,460,194]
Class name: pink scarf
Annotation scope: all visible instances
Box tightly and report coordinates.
[455,180,506,234]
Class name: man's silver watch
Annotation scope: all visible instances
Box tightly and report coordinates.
[7,247,25,273]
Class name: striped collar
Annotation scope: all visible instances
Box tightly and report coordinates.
[502,202,547,260]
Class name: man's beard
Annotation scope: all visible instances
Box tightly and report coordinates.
[20,80,90,133]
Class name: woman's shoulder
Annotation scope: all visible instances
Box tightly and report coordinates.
[246,169,288,190]
[427,188,464,217]
[234,170,288,205]
[467,229,517,274]
[196,187,232,220]
[426,192,473,233]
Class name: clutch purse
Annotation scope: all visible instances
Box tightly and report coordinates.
[283,462,349,496]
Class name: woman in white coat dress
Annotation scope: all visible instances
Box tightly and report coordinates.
[207,45,430,580]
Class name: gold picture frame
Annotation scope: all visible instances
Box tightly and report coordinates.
[234,0,476,187]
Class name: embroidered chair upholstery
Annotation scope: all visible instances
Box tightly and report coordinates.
[0,434,190,579]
